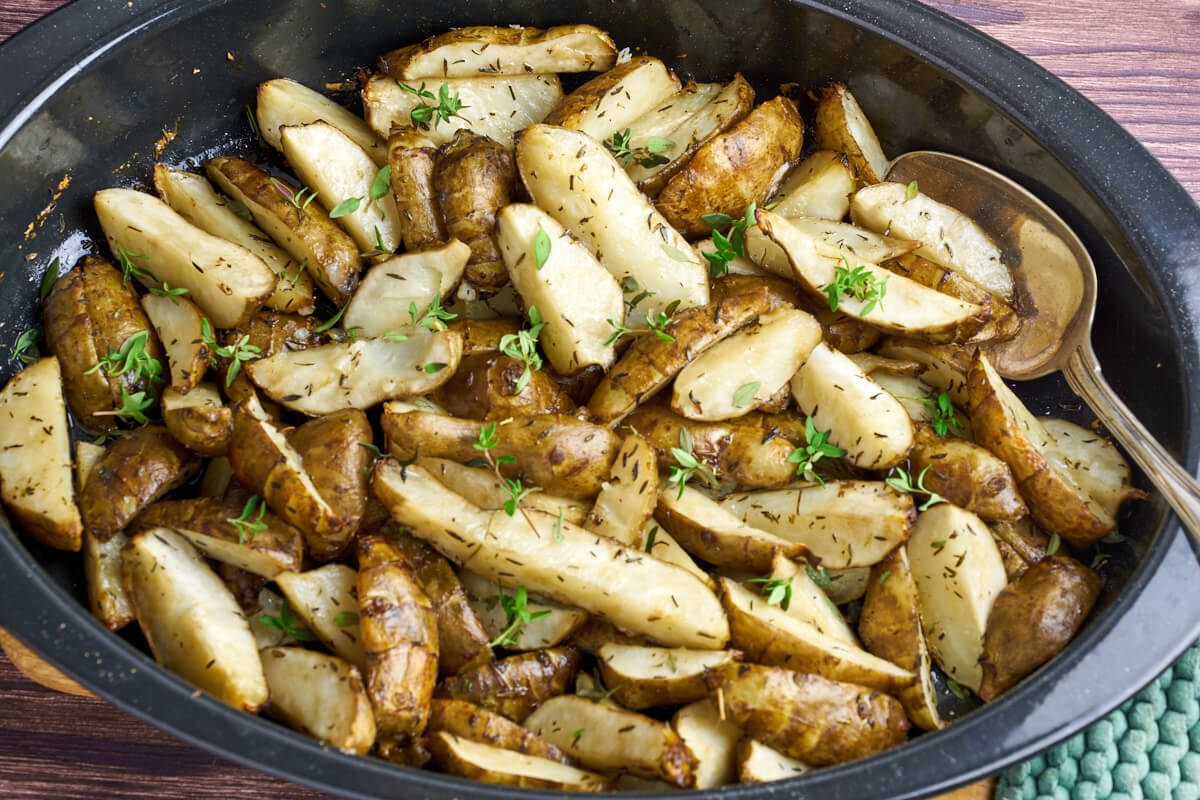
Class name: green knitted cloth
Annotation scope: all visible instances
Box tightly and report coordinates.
[998,641,1200,800]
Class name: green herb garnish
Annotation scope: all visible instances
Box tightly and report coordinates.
[603,128,673,168]
[398,81,469,129]
[226,494,268,545]
[823,256,888,316]
[487,582,550,648]
[885,465,948,511]
[746,576,793,611]
[786,416,845,486]
[498,306,546,393]
[666,427,719,499]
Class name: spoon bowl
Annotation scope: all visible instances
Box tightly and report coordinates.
[887,151,1200,540]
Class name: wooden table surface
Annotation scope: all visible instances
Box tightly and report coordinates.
[0,1,1197,798]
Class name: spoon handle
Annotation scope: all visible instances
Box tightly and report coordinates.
[1064,345,1200,540]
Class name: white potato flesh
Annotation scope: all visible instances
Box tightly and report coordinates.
[867,371,938,425]
[551,57,681,142]
[722,578,914,693]
[583,434,657,547]
[388,25,618,78]
[0,357,81,551]
[621,80,722,180]
[374,461,729,649]
[673,700,742,790]
[83,438,133,633]
[261,646,376,754]
[641,521,715,591]
[498,203,623,374]
[596,643,736,709]
[851,182,1014,301]
[165,520,298,580]
[656,485,806,572]
[815,83,889,184]
[672,307,821,421]
[793,218,921,264]
[460,570,586,650]
[516,123,709,325]
[342,242,469,338]
[759,209,987,339]
[906,503,1007,692]
[280,121,401,254]
[766,554,858,647]
[719,481,916,569]
[431,732,613,791]
[738,738,810,783]
[275,564,366,669]
[770,150,856,220]
[94,188,275,329]
[790,342,914,470]
[1040,417,1139,519]
[257,77,387,165]
[152,165,313,316]
[122,528,267,711]
[140,293,208,393]
[417,456,588,525]
[362,74,563,148]
[247,330,462,416]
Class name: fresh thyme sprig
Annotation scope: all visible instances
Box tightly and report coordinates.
[226,494,268,545]
[398,81,469,129]
[786,416,845,486]
[486,582,550,648]
[885,465,948,511]
[603,128,673,168]
[604,317,633,347]
[11,327,41,365]
[409,295,457,330]
[197,319,262,387]
[117,246,155,285]
[746,576,793,611]
[498,306,546,393]
[259,600,316,641]
[148,282,190,305]
[92,385,155,426]
[701,202,757,278]
[823,256,888,316]
[921,388,963,438]
[473,423,540,534]
[666,427,719,499]
[269,177,318,216]
[83,330,165,386]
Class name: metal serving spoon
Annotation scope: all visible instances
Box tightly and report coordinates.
[886,151,1200,540]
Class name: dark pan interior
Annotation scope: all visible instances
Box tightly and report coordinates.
[0,1,1197,798]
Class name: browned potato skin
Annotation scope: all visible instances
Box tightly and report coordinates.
[990,516,1051,567]
[909,425,1029,522]
[378,25,616,79]
[44,256,165,432]
[978,556,1102,702]
[206,157,362,305]
[655,96,805,238]
[707,273,800,311]
[162,399,233,457]
[388,126,449,252]
[882,254,1020,343]
[358,535,439,741]
[792,292,881,354]
[812,82,884,186]
[565,616,659,654]
[426,699,575,764]
[447,317,522,355]
[287,409,371,560]
[425,732,614,792]
[586,281,775,426]
[860,548,923,671]
[382,410,619,499]
[435,648,580,722]
[543,55,664,128]
[433,353,574,421]
[128,497,304,574]
[225,311,317,358]
[79,426,198,543]
[624,404,797,489]
[218,562,267,612]
[704,662,908,767]
[434,130,517,292]
[388,528,494,675]
[550,365,606,408]
[654,499,814,573]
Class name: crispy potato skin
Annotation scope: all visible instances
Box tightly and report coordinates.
[388,126,449,251]
[565,616,658,654]
[358,535,439,741]
[389,529,493,675]
[382,410,619,499]
[909,425,1028,522]
[162,394,233,458]
[433,353,574,420]
[542,56,667,130]
[287,409,371,560]
[44,256,165,432]
[434,130,517,292]
[654,495,813,573]
[379,25,617,79]
[436,648,580,722]
[225,311,317,360]
[706,663,908,766]
[793,293,881,354]
[447,317,522,355]
[859,548,923,670]
[79,426,198,543]
[427,699,574,764]
[978,556,1102,702]
[656,96,805,238]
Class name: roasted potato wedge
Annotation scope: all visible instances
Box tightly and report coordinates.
[0,357,82,551]
[978,555,1102,702]
[280,121,402,254]
[205,157,362,306]
[78,440,133,630]
[373,461,728,648]
[525,694,698,787]
[363,73,563,147]
[152,165,313,316]
[275,564,366,669]
[906,503,1009,692]
[968,351,1116,546]
[94,188,275,328]
[721,577,915,694]
[583,434,658,547]
[247,329,463,416]
[342,241,469,339]
[596,643,739,710]
[763,554,857,647]
[704,662,908,767]
[44,256,165,432]
[656,96,805,238]
[128,497,303,578]
[851,181,1015,302]
[882,253,1019,343]
[432,352,573,421]
[769,149,856,220]
[436,648,580,723]
[672,307,821,421]
[447,317,522,355]
[812,82,889,186]
[383,409,618,499]
[543,56,681,141]
[417,457,588,526]
[286,409,371,559]
[736,737,811,783]
[673,700,743,789]
[426,699,573,764]
[640,521,716,592]
[122,528,267,711]
[460,569,587,650]
[380,25,617,79]
[256,77,386,165]
[909,425,1028,522]
[386,126,448,251]
[161,383,232,457]
[427,731,614,792]
[1040,417,1144,520]
[719,482,916,569]
[877,337,973,406]
[566,615,660,654]
[139,293,209,394]
[261,646,376,754]
[515,123,708,326]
